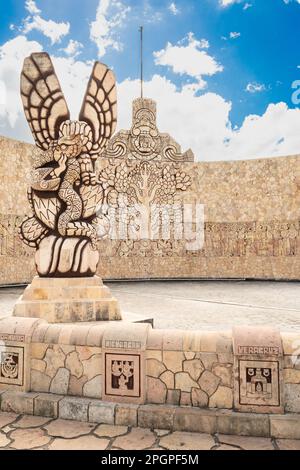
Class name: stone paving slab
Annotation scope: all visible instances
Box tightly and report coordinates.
[0,412,299,450]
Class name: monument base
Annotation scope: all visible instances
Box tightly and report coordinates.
[13,276,122,323]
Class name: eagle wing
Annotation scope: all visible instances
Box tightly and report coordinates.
[79,62,117,157]
[21,52,70,150]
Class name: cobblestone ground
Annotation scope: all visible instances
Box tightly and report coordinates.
[0,413,299,450]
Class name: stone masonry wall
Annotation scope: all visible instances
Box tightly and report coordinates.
[1,318,298,415]
[1,135,300,283]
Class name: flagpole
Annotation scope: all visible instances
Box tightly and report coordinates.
[139,26,144,99]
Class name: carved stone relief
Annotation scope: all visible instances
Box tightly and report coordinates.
[104,353,141,398]
[98,160,192,247]
[233,327,283,413]
[239,360,280,407]
[103,98,194,163]
[0,346,24,386]
[19,52,117,277]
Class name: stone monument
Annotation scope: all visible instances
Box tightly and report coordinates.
[13,52,121,322]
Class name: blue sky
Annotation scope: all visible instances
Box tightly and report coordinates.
[0,0,300,161]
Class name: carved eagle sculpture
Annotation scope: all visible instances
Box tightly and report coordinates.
[19,52,117,258]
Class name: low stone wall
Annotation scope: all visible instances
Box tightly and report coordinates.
[0,317,299,437]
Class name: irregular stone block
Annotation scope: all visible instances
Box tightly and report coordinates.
[1,391,38,415]
[59,397,90,422]
[82,354,102,381]
[83,375,102,399]
[138,404,175,430]
[183,359,204,381]
[196,353,218,370]
[212,363,233,387]
[45,418,96,438]
[115,404,138,427]
[50,368,70,395]
[44,346,65,378]
[31,343,48,360]
[270,415,300,439]
[10,427,51,450]
[209,386,233,409]
[160,431,215,450]
[68,375,87,396]
[65,351,84,379]
[217,410,270,437]
[283,369,300,384]
[175,372,199,392]
[162,351,184,373]
[34,393,62,418]
[174,408,217,434]
[114,427,156,451]
[166,389,180,406]
[31,370,51,393]
[160,370,175,389]
[198,370,220,396]
[146,358,166,378]
[89,401,115,424]
[180,392,191,406]
[284,383,300,412]
[146,377,167,404]
[31,359,46,373]
[184,352,195,360]
[191,388,208,408]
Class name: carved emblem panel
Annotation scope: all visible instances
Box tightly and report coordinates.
[104,353,141,399]
[233,326,283,413]
[239,360,280,407]
[0,346,24,386]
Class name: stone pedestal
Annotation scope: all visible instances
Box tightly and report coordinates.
[13,276,121,323]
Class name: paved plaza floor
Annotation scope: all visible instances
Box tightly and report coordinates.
[0,412,298,450]
[1,280,300,331]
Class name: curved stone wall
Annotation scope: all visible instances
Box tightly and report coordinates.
[1,134,300,284]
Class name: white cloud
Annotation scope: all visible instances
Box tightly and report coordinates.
[0,35,42,137]
[118,75,300,161]
[220,0,240,6]
[25,0,41,15]
[22,1,70,44]
[0,35,90,141]
[223,103,300,160]
[63,39,83,57]
[153,33,223,89]
[90,0,130,57]
[1,35,300,164]
[220,0,252,7]
[169,2,180,15]
[246,82,266,93]
[229,31,241,39]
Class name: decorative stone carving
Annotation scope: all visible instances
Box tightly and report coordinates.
[105,354,141,398]
[102,323,148,404]
[103,98,194,163]
[233,326,284,413]
[19,52,117,277]
[98,160,191,255]
[0,346,24,386]
[239,361,279,407]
